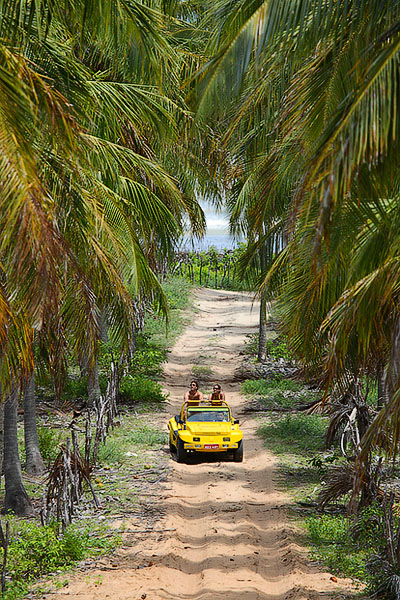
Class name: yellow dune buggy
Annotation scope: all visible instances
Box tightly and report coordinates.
[168,398,243,463]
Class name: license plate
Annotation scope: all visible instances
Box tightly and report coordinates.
[204,444,219,450]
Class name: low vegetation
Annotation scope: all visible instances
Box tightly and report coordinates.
[2,275,191,600]
[241,377,309,410]
[245,337,400,598]
[3,521,121,600]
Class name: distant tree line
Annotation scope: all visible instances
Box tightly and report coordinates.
[169,246,249,291]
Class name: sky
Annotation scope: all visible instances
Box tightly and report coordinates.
[181,200,243,250]
[180,201,243,250]
[203,205,230,235]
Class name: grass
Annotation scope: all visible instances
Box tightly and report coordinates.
[245,376,371,592]
[9,275,195,600]
[193,353,213,364]
[258,413,327,454]
[257,412,329,501]
[306,513,369,581]
[304,499,400,590]
[240,377,329,501]
[241,377,314,410]
[142,276,193,351]
[87,409,169,514]
[100,416,167,455]
[242,377,303,396]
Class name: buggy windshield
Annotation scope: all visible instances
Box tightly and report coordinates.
[187,409,230,422]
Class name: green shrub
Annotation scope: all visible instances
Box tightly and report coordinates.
[7,522,93,580]
[1,520,121,600]
[130,348,166,377]
[8,523,64,580]
[119,375,165,404]
[60,528,88,561]
[2,581,27,600]
[264,336,291,360]
[61,376,87,401]
[37,426,65,465]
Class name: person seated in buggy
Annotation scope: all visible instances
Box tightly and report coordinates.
[208,383,225,403]
[184,380,204,403]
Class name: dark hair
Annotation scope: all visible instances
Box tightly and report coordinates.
[190,380,199,388]
[213,384,221,390]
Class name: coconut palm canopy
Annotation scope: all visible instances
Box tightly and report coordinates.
[4,0,400,514]
[192,0,400,462]
[0,0,208,386]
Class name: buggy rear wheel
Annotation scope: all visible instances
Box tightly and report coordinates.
[233,440,243,462]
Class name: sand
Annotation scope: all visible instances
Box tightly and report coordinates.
[45,288,356,600]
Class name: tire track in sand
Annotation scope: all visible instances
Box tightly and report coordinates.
[46,288,356,600]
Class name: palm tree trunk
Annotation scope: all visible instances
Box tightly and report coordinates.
[258,290,268,362]
[0,385,4,478]
[4,384,32,516]
[79,353,101,407]
[23,372,45,475]
[88,358,101,407]
[258,245,268,362]
[377,361,387,410]
[386,314,400,404]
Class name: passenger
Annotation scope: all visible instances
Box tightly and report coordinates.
[209,384,225,402]
[184,380,204,402]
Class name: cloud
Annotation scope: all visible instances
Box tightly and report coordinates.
[206,217,229,232]
[203,207,229,232]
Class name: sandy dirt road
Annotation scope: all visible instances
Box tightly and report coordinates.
[47,288,355,600]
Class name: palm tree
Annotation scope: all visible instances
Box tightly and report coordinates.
[194,1,400,507]
[0,0,208,513]
[4,385,33,516]
[23,371,46,475]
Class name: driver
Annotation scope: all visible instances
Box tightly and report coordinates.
[216,411,227,421]
[184,380,204,402]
